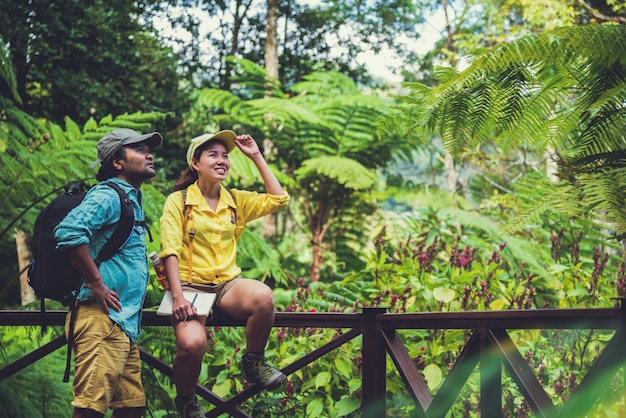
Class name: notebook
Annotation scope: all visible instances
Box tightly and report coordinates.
[156,290,216,316]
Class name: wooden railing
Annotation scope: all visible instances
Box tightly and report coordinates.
[1,303,625,417]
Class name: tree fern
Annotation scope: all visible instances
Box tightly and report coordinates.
[391,24,626,233]
[193,61,406,281]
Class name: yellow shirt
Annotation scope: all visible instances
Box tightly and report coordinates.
[160,182,289,284]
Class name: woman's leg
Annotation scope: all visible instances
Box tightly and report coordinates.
[218,279,285,389]
[218,278,275,352]
[172,316,208,396]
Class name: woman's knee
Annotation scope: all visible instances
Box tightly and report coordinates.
[251,287,275,313]
[222,280,275,316]
[176,330,207,357]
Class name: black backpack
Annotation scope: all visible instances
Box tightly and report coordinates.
[28,180,136,381]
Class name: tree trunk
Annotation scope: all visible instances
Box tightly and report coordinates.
[261,0,280,238]
[223,0,250,90]
[265,0,280,81]
[444,149,458,193]
[311,241,323,283]
[15,229,35,305]
[309,210,331,282]
[545,147,558,183]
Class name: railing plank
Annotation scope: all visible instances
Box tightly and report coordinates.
[362,308,388,418]
[428,330,481,418]
[1,308,622,329]
[377,308,622,329]
[382,329,431,417]
[558,328,626,418]
[0,335,66,380]
[489,329,557,417]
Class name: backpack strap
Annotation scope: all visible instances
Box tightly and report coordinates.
[63,298,79,382]
[180,189,195,284]
[225,188,245,241]
[95,182,138,264]
[226,188,237,226]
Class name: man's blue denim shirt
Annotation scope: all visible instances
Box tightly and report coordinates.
[54,177,149,342]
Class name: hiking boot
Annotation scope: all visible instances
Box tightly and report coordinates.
[175,394,204,418]
[242,352,286,390]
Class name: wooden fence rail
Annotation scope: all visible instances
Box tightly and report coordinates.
[1,303,625,417]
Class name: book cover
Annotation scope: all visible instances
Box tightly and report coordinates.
[156,290,216,316]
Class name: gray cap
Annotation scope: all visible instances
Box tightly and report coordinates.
[94,128,162,166]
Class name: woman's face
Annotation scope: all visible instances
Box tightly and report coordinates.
[192,140,230,182]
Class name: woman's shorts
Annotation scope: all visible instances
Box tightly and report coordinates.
[181,277,241,315]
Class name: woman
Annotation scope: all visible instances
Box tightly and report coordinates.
[159,130,290,417]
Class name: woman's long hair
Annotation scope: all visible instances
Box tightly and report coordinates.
[173,138,228,191]
[173,168,197,191]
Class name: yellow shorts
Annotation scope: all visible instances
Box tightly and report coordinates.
[65,301,145,414]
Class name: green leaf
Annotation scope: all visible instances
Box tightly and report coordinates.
[549,264,570,274]
[212,379,233,398]
[433,287,456,303]
[348,378,362,394]
[315,371,332,388]
[567,288,589,297]
[424,364,443,390]
[334,356,353,379]
[489,298,506,310]
[306,398,325,417]
[336,397,361,416]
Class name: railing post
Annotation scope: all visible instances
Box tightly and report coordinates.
[480,328,502,418]
[361,307,387,418]
[617,298,626,415]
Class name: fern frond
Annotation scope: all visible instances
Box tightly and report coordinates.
[236,229,289,286]
[226,56,286,99]
[291,71,361,100]
[247,97,327,127]
[501,177,580,235]
[404,25,626,159]
[387,24,626,232]
[295,157,376,190]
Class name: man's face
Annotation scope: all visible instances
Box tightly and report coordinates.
[115,143,156,187]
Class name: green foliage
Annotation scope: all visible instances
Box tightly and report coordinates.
[295,157,376,190]
[195,61,405,281]
[0,111,167,241]
[0,325,73,417]
[259,196,624,416]
[226,56,286,100]
[236,228,290,287]
[387,24,626,235]
[0,0,187,125]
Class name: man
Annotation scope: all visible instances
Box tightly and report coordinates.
[54,128,162,418]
